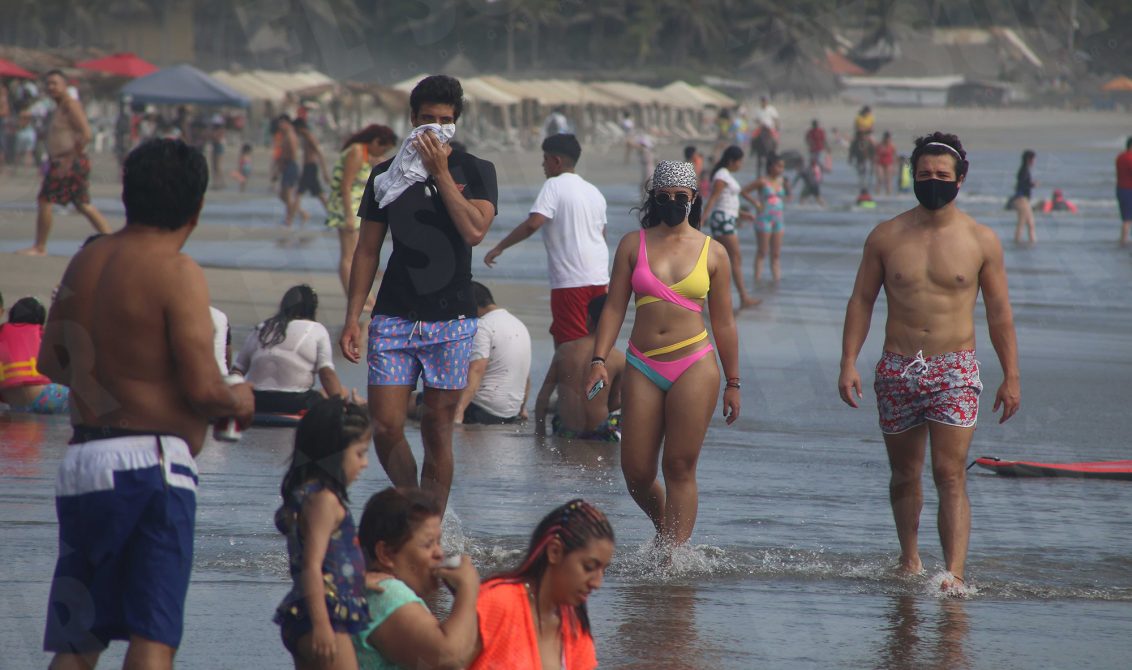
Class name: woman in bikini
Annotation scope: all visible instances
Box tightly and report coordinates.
[584,161,741,548]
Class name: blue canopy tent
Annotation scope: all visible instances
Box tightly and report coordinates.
[121,64,249,107]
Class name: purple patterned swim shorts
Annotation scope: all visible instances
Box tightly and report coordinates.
[873,349,982,434]
[367,315,477,389]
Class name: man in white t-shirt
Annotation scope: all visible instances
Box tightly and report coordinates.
[484,134,609,346]
[753,96,779,134]
[449,282,531,424]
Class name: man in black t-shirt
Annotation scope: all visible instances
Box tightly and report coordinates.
[340,75,497,514]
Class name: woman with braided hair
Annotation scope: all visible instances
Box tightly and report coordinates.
[469,499,615,670]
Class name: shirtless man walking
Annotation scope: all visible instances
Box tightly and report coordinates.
[838,132,1020,592]
[276,115,302,229]
[18,70,111,256]
[39,138,254,668]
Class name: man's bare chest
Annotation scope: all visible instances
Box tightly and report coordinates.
[882,237,982,293]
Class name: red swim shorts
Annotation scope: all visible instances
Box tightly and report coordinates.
[873,349,982,434]
[549,285,607,346]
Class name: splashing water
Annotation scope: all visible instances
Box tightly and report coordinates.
[930,570,979,599]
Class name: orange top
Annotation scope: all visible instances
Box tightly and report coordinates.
[0,323,51,390]
[468,580,598,670]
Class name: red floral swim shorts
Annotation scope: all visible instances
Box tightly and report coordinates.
[874,349,982,434]
[39,154,92,206]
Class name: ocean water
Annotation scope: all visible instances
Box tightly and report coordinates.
[3,118,1132,668]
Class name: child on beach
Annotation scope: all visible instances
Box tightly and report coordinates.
[275,398,372,669]
[792,158,827,207]
[0,296,70,414]
[230,143,253,192]
[468,499,615,670]
[353,487,480,669]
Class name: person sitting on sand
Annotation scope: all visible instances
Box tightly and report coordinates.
[0,296,70,414]
[535,295,625,442]
[233,284,346,415]
[354,486,480,670]
[468,499,614,670]
[409,282,532,425]
[452,282,531,425]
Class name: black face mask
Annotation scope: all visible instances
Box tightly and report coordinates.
[913,179,960,211]
[654,199,690,227]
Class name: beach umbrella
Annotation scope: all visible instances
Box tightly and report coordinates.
[0,59,35,79]
[75,53,158,79]
[1101,76,1132,92]
[121,64,250,107]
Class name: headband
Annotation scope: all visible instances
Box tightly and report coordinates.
[924,142,963,159]
[651,160,699,192]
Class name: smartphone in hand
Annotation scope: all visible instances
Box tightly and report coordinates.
[586,379,605,401]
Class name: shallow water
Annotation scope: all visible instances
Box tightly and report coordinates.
[3,119,1132,668]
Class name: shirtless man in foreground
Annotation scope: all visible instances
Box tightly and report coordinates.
[838,132,1020,593]
[18,70,110,256]
[535,294,626,442]
[39,139,254,669]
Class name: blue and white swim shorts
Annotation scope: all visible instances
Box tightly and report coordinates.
[43,430,198,653]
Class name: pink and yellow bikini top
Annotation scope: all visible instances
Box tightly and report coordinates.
[631,229,711,312]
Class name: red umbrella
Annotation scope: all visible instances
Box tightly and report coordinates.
[0,59,35,79]
[74,53,158,78]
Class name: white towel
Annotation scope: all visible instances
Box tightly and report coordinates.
[372,123,456,208]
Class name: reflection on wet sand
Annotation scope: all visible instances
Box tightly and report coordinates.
[0,413,47,478]
[878,594,970,670]
[607,582,716,670]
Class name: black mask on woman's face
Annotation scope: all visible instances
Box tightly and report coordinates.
[653,195,691,226]
[656,200,688,226]
[913,178,960,211]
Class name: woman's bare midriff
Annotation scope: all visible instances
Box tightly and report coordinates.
[629,301,712,361]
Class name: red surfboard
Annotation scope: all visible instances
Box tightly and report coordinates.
[974,456,1132,481]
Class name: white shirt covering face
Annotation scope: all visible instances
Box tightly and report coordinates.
[710,167,742,218]
[234,320,335,393]
[754,105,779,130]
[530,172,610,290]
[470,308,531,418]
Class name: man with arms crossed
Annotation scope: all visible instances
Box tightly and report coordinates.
[838,132,1020,592]
[340,75,497,515]
[18,70,110,256]
[484,133,608,347]
[40,139,254,668]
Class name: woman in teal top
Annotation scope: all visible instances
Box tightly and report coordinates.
[353,487,479,670]
[326,125,397,304]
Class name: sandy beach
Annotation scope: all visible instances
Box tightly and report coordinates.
[3,103,1132,668]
